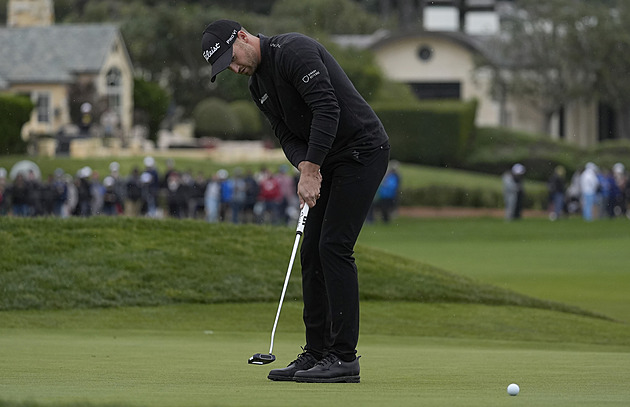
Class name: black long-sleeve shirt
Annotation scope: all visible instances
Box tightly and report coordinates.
[249,33,388,169]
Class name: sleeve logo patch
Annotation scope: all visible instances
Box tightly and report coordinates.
[302,70,320,83]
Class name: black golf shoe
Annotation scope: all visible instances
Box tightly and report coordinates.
[267,350,319,381]
[293,353,360,383]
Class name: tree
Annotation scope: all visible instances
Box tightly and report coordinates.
[118,2,213,117]
[56,0,387,123]
[269,0,382,35]
[134,78,170,142]
[323,40,384,102]
[483,0,630,138]
[490,0,608,134]
[588,1,630,139]
[484,0,594,135]
[115,2,281,117]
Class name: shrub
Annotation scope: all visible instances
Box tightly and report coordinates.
[192,97,240,139]
[585,140,630,171]
[462,127,584,182]
[0,94,32,155]
[230,100,263,139]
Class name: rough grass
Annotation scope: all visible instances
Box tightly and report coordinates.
[0,217,600,319]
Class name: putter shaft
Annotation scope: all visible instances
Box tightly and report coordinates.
[268,205,309,355]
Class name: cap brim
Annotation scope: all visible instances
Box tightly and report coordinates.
[210,48,233,82]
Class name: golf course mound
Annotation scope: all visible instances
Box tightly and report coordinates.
[0,217,602,319]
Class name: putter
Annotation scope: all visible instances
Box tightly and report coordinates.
[248,204,309,365]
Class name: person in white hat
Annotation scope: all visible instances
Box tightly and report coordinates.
[502,163,526,220]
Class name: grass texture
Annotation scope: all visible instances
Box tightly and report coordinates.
[0,217,596,317]
[359,217,630,322]
[0,303,629,407]
[1,216,629,407]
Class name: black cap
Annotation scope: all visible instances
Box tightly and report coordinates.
[201,20,242,82]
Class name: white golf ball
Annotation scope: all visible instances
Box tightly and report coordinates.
[507,383,520,396]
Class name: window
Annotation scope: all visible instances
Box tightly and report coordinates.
[35,93,51,123]
[105,67,122,116]
[410,82,461,100]
[417,45,434,62]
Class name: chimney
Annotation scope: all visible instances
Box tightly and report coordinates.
[8,0,55,27]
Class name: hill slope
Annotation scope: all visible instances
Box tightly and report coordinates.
[0,217,602,319]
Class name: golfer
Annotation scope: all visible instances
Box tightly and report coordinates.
[201,20,389,383]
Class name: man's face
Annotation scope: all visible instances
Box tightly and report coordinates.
[228,36,259,77]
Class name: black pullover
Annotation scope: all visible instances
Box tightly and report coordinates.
[248,33,389,169]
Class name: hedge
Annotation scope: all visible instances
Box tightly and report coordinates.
[399,184,548,210]
[0,94,32,155]
[373,99,477,166]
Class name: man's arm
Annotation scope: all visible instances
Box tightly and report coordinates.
[249,79,308,167]
[265,113,308,167]
[279,36,340,167]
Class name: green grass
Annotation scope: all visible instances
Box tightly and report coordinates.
[1,304,629,407]
[0,217,593,317]
[1,301,629,348]
[1,216,629,406]
[359,217,630,322]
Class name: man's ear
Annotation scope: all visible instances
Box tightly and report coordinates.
[238,30,248,43]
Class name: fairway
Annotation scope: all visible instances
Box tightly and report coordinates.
[1,304,630,407]
[359,217,630,322]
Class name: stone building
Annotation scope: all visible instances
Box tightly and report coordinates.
[0,0,134,154]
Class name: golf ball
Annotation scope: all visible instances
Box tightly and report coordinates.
[507,383,520,396]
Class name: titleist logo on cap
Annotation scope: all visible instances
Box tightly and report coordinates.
[203,42,221,62]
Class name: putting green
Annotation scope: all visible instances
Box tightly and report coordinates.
[1,310,629,407]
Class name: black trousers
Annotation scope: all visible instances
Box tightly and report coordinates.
[301,144,389,362]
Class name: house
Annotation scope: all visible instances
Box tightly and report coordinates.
[0,0,134,154]
[334,0,604,147]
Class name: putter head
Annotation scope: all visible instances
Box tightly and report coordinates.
[248,353,276,365]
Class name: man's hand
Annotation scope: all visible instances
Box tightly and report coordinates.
[297,161,322,208]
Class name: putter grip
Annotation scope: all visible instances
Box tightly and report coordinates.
[296,205,309,234]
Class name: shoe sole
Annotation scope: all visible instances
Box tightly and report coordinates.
[267,374,296,382]
[294,375,360,383]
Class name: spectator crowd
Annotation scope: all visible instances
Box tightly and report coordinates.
[0,157,401,225]
[501,160,629,222]
[0,157,304,225]
[4,156,627,224]
[547,161,630,222]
